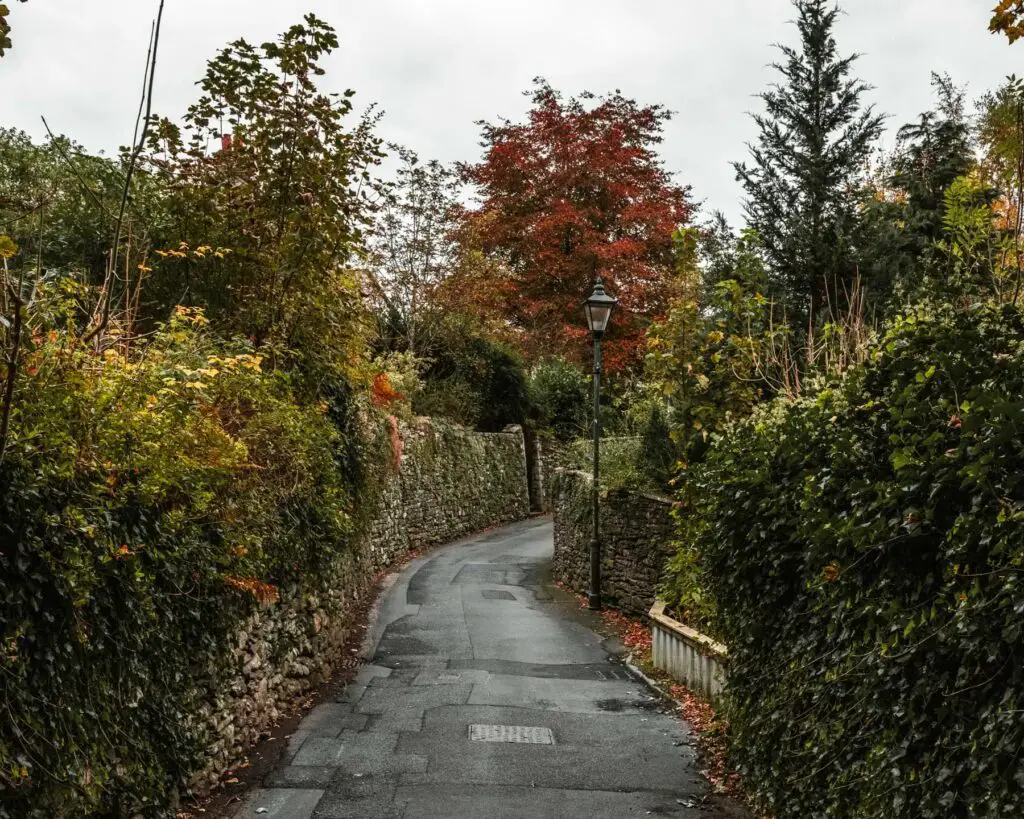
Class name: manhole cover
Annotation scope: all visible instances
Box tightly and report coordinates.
[468,724,554,744]
[481,590,516,601]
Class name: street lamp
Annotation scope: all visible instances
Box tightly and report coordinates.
[584,277,617,611]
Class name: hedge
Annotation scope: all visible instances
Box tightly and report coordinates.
[686,303,1024,817]
[0,309,380,816]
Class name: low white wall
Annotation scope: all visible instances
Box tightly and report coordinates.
[649,601,727,700]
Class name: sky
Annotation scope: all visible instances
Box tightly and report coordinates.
[0,1,1020,224]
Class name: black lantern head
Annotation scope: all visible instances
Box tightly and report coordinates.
[584,278,617,338]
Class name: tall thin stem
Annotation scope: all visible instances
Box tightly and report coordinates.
[84,0,165,344]
[589,333,603,611]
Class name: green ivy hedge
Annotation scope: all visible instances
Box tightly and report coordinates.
[687,303,1024,817]
[0,311,380,816]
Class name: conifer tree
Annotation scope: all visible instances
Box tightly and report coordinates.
[734,0,884,319]
[860,74,975,308]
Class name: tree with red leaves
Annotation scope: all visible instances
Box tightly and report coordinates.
[451,78,693,372]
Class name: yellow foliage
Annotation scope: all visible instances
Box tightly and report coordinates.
[991,0,1024,42]
[0,234,18,259]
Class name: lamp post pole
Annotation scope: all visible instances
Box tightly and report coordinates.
[589,327,603,611]
[583,277,616,612]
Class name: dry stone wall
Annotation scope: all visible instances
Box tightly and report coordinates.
[189,419,529,792]
[552,468,675,618]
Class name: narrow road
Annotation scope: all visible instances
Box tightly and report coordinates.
[234,518,738,818]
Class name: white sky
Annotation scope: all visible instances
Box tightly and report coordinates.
[1,1,1021,224]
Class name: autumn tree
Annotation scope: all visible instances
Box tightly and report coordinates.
[735,0,883,321]
[453,78,692,371]
[991,1,1024,43]
[976,76,1024,301]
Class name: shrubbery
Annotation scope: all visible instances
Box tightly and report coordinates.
[0,306,381,816]
[411,315,532,432]
[677,303,1024,817]
[528,356,590,443]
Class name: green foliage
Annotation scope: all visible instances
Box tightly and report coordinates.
[860,74,975,311]
[410,315,532,432]
[0,306,374,816]
[0,1,27,57]
[565,435,646,492]
[366,146,461,356]
[680,303,1024,818]
[528,356,589,442]
[144,15,383,377]
[0,128,165,287]
[646,229,771,466]
[634,400,676,492]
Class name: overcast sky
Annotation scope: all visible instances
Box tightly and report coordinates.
[1,1,1020,224]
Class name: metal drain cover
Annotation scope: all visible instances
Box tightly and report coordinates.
[481,590,516,601]
[469,724,554,744]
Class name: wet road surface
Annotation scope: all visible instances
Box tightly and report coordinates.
[232,517,740,818]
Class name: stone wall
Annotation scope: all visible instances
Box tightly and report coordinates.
[538,437,574,512]
[551,468,675,618]
[189,419,529,792]
[400,420,531,549]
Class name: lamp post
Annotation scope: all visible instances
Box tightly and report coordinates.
[583,277,617,611]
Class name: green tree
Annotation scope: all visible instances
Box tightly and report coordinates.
[365,147,460,355]
[860,74,975,309]
[145,15,384,376]
[734,0,884,321]
[528,356,590,442]
[411,313,532,432]
[977,76,1024,302]
[0,0,28,57]
[645,228,771,466]
[0,129,167,288]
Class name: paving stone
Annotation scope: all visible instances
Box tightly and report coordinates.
[312,793,402,819]
[410,667,490,686]
[291,732,398,768]
[301,704,363,737]
[265,766,338,790]
[235,788,323,819]
[312,776,400,819]
[336,665,392,705]
[281,730,311,765]
[370,655,450,671]
[363,708,427,733]
[355,682,473,715]
[290,731,425,777]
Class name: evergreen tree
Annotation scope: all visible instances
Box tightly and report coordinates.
[734,0,884,320]
[860,74,975,309]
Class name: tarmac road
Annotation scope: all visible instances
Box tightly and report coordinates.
[233,517,743,818]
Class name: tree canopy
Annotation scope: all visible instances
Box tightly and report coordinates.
[452,78,692,372]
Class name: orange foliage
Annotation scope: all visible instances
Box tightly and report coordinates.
[224,576,280,606]
[387,415,403,470]
[371,373,404,408]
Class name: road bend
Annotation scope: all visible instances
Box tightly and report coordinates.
[233,517,743,818]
